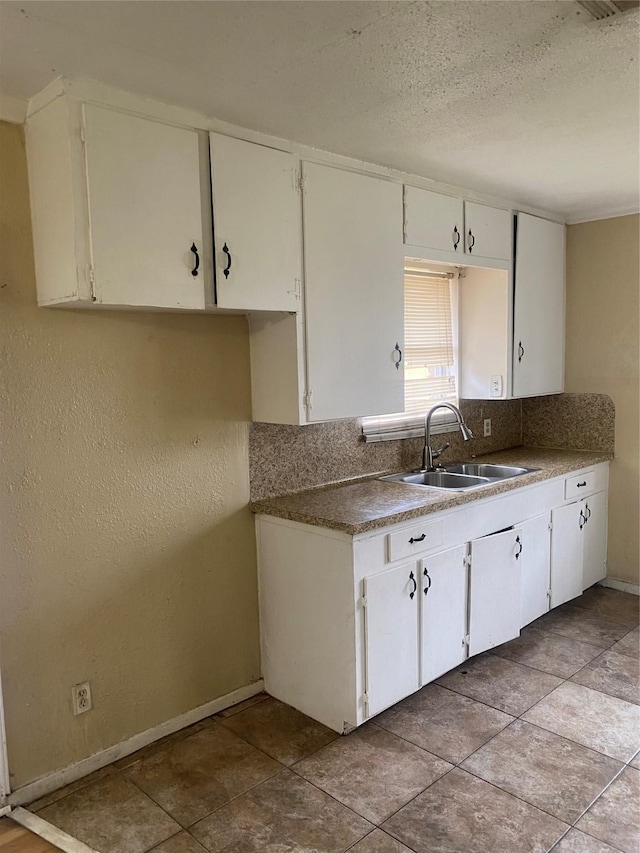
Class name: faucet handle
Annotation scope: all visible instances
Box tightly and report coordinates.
[431,442,450,460]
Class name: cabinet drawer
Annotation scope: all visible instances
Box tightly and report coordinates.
[387,520,444,562]
[564,471,596,500]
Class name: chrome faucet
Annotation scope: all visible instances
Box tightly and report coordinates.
[421,403,474,472]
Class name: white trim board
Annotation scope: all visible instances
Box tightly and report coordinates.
[599,578,640,596]
[0,94,27,124]
[10,808,99,853]
[8,679,264,807]
[566,205,640,225]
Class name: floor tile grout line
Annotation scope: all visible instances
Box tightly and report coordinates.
[484,647,609,681]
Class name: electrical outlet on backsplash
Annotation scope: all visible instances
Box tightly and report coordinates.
[248,393,614,502]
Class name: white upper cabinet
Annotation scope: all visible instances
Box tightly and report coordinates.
[404,187,463,255]
[512,213,565,398]
[302,163,404,422]
[464,202,512,261]
[210,134,301,311]
[404,188,511,266]
[27,99,213,309]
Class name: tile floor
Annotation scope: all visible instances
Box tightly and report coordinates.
[28,586,639,853]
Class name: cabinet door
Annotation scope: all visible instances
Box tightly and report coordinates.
[363,563,420,717]
[468,528,521,657]
[519,513,551,627]
[464,202,511,261]
[582,491,608,589]
[210,134,301,311]
[420,545,468,685]
[512,213,565,397]
[550,501,584,608]
[404,186,463,254]
[303,163,404,421]
[83,104,208,309]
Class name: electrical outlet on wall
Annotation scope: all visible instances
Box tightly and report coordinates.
[72,682,92,715]
[483,418,492,437]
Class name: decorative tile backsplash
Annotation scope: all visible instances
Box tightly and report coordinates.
[249,393,614,501]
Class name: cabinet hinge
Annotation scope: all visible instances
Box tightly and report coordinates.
[463,555,472,568]
[297,170,305,193]
[87,265,96,301]
[287,276,302,300]
[463,634,471,647]
[362,692,370,715]
[303,390,312,413]
[79,124,86,145]
[359,595,367,609]
[548,522,554,531]
[547,588,552,599]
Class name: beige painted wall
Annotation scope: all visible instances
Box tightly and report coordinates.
[566,215,640,585]
[0,121,260,789]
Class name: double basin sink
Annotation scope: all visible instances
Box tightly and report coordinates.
[380,463,539,492]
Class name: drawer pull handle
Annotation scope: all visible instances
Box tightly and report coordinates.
[423,567,432,596]
[409,534,426,544]
[515,535,523,559]
[409,571,417,599]
[576,481,587,488]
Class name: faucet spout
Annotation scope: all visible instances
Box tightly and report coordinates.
[421,403,474,472]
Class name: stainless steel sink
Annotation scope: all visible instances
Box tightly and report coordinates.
[380,471,492,491]
[444,463,539,479]
[379,462,539,491]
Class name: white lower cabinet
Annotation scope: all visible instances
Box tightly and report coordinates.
[364,563,420,717]
[468,529,522,656]
[550,501,586,608]
[582,491,608,589]
[519,513,552,627]
[420,545,468,685]
[256,463,609,734]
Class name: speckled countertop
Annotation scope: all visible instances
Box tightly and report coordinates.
[251,447,613,535]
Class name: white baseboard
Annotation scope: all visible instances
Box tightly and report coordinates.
[8,679,264,807]
[10,806,99,852]
[599,578,640,596]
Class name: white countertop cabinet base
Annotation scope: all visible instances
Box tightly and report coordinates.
[256,463,609,734]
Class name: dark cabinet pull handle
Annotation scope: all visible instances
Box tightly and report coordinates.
[576,481,587,488]
[518,342,525,362]
[394,343,402,370]
[190,243,200,277]
[585,503,591,521]
[409,533,426,544]
[409,571,417,600]
[453,226,461,250]
[423,567,432,596]
[468,229,475,252]
[222,243,232,279]
[515,535,523,559]
[579,510,586,530]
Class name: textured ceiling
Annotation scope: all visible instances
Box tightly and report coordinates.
[0,0,638,220]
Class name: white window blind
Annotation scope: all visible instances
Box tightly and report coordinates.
[362,264,459,442]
